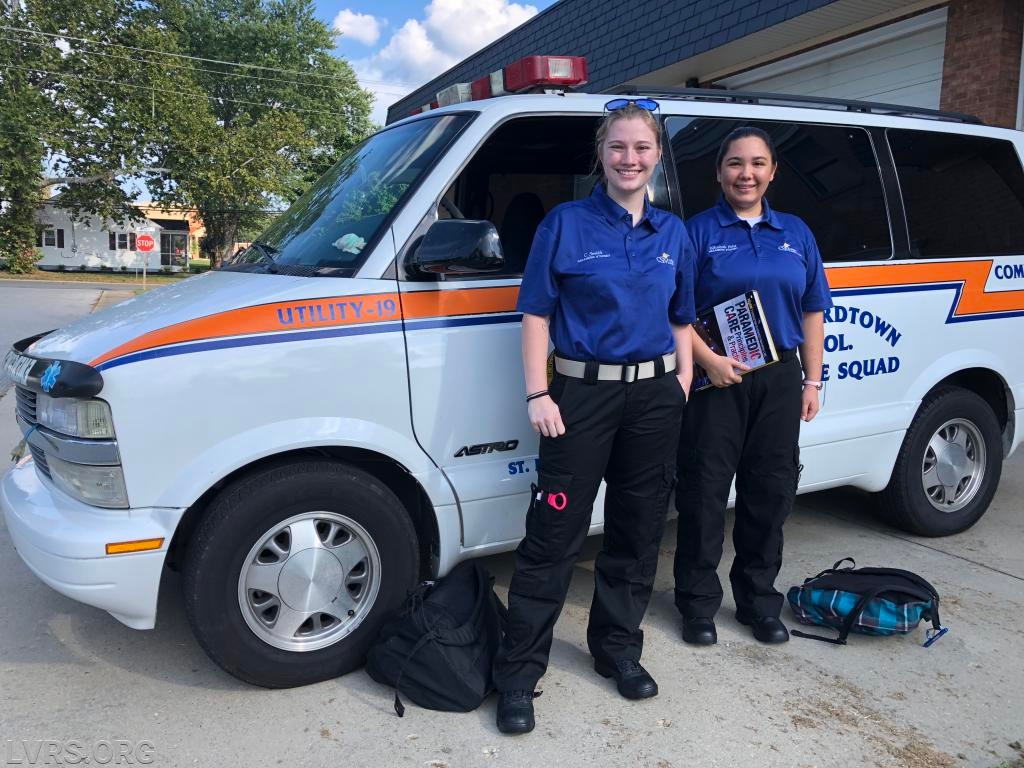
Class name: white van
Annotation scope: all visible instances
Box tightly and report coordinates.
[5,59,1024,687]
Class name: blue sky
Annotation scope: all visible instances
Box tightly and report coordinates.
[311,0,559,122]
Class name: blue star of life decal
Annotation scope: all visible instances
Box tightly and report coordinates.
[41,360,62,393]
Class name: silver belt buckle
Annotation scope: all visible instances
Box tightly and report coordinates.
[622,363,638,383]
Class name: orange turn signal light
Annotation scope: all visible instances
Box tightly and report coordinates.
[105,538,164,555]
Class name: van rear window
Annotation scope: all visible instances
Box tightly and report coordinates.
[668,118,892,262]
[888,130,1024,259]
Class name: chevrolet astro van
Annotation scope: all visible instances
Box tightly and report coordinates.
[5,57,1024,686]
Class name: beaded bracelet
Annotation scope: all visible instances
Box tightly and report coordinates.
[526,390,549,402]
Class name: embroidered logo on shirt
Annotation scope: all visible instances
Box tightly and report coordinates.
[778,242,803,256]
[578,250,612,263]
[656,252,675,266]
[708,244,737,253]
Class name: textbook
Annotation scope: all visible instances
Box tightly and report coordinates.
[693,290,779,391]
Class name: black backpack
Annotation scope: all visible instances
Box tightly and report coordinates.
[787,557,945,646]
[365,560,506,716]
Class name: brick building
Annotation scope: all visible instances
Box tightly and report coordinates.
[387,0,1024,128]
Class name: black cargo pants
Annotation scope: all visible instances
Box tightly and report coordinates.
[493,368,686,692]
[673,350,803,621]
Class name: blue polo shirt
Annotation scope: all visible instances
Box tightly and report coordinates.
[686,196,832,350]
[516,184,696,363]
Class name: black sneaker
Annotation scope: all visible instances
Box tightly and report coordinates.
[593,659,658,700]
[496,689,540,734]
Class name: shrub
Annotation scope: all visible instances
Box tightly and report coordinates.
[4,247,42,274]
[57,264,66,272]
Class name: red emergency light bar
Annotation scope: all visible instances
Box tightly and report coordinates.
[416,55,588,115]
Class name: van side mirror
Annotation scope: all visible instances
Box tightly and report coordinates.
[407,219,505,276]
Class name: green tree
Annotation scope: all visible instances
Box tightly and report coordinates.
[151,0,374,265]
[0,2,56,271]
[1,0,186,268]
[0,0,374,270]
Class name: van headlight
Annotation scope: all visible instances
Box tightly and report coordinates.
[36,395,116,438]
[46,455,129,508]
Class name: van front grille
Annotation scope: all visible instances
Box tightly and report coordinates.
[29,446,51,480]
[15,386,37,426]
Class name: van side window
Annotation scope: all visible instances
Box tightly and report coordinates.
[667,118,892,262]
[436,116,601,278]
[887,130,1024,258]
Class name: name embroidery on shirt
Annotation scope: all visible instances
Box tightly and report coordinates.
[578,250,612,263]
[656,252,675,266]
[708,244,737,253]
[778,242,803,256]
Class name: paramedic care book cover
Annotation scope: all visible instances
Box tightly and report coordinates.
[693,290,779,391]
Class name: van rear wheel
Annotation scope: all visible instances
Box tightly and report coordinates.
[183,460,418,688]
[877,387,1002,537]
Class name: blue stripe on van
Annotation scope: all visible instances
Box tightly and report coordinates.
[94,313,522,371]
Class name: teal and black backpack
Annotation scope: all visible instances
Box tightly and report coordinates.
[787,558,945,646]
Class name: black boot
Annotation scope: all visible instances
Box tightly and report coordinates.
[593,659,658,700]
[681,617,718,645]
[737,614,790,644]
[496,690,540,734]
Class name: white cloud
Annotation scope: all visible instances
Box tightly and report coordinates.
[332,9,384,46]
[354,0,539,119]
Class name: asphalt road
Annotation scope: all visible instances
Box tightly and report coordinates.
[0,288,1022,767]
[0,282,104,398]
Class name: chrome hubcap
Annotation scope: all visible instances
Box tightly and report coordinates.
[921,418,986,514]
[238,512,380,652]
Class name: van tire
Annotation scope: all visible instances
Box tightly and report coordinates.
[183,460,419,688]
[877,387,1002,537]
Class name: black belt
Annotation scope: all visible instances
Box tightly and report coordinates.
[778,348,798,362]
[554,352,676,383]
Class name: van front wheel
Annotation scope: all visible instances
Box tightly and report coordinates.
[183,460,419,688]
[878,387,1002,537]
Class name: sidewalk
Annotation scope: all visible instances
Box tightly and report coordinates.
[91,288,139,313]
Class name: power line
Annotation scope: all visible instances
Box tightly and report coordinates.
[0,23,416,90]
[0,62,359,117]
[0,33,372,96]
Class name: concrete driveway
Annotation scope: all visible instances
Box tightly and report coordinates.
[0,277,1021,766]
[0,375,1021,767]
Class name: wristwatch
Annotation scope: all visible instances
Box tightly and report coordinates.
[802,379,824,390]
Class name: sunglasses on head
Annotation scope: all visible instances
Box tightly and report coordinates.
[604,98,660,112]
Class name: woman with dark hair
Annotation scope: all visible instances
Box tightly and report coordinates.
[493,101,695,735]
[673,126,832,646]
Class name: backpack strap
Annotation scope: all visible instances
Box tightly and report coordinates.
[391,629,438,717]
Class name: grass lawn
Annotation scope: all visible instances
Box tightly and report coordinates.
[0,265,209,285]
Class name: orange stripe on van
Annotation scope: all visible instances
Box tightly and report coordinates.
[828,260,1024,318]
[399,285,520,319]
[89,286,520,368]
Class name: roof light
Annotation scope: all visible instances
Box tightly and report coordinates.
[470,74,492,100]
[437,83,472,106]
[405,55,589,119]
[502,55,588,93]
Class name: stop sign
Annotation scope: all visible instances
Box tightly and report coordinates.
[137,233,155,252]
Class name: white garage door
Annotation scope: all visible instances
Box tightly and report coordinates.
[717,9,947,110]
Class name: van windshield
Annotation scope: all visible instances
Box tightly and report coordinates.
[223,114,471,277]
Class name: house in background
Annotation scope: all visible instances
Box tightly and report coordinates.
[34,201,205,272]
